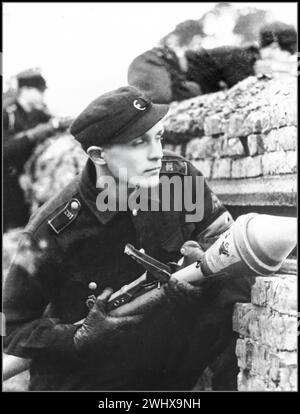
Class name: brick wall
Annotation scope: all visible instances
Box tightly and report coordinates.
[162,73,297,391]
[233,263,297,391]
[162,74,297,208]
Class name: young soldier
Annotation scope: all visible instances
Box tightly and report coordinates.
[3,86,251,390]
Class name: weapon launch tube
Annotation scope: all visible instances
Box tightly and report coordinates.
[110,214,297,316]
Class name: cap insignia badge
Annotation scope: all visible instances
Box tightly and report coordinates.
[133,98,147,111]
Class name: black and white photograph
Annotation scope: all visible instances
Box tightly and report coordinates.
[2,2,297,394]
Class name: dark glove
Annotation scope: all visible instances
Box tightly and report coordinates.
[165,240,207,306]
[164,277,206,306]
[168,240,205,273]
[73,288,144,353]
[180,240,205,267]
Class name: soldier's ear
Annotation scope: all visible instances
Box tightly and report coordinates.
[87,146,106,165]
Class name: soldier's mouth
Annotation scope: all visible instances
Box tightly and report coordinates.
[144,167,161,174]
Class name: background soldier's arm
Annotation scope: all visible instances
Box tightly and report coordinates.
[3,118,72,168]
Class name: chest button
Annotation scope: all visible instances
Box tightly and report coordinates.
[88,282,97,290]
[71,201,79,210]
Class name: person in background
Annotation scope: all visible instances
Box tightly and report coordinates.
[3,69,70,232]
[128,42,260,104]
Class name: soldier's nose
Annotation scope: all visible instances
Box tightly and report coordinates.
[148,140,163,160]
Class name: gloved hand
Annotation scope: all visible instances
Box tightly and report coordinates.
[165,240,207,306]
[180,240,205,267]
[164,277,206,306]
[73,288,144,353]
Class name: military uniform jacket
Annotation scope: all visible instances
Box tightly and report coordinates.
[3,152,252,390]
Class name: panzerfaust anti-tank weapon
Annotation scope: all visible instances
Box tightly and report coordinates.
[109,213,297,316]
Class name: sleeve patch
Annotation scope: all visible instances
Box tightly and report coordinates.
[48,198,81,234]
[160,160,188,175]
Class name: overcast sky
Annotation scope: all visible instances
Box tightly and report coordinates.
[3,2,297,117]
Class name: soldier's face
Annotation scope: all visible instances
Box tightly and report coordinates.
[103,120,164,188]
[20,87,45,110]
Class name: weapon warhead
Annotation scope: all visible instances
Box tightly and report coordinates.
[246,214,297,264]
[233,214,297,275]
[199,213,297,277]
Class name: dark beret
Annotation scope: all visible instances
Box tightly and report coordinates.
[70,86,169,151]
[17,69,47,91]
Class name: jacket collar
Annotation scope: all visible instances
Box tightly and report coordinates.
[78,159,118,225]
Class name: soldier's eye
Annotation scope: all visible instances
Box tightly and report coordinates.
[131,138,145,147]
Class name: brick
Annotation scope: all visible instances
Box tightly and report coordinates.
[268,106,286,129]
[247,307,297,351]
[220,137,245,157]
[237,371,267,391]
[263,127,297,152]
[164,112,192,135]
[231,156,263,178]
[272,365,297,391]
[211,158,231,179]
[233,303,253,336]
[234,305,297,351]
[186,138,204,160]
[247,135,264,156]
[250,276,274,307]
[235,338,253,370]
[285,102,297,126]
[236,338,297,391]
[238,368,296,391]
[164,108,195,128]
[262,151,297,175]
[241,111,271,136]
[251,275,297,316]
[269,100,297,129]
[225,114,246,138]
[203,114,223,136]
[243,340,296,377]
[191,159,213,179]
[185,137,223,160]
